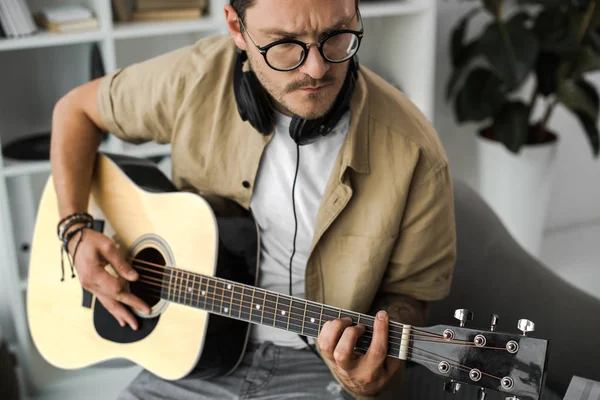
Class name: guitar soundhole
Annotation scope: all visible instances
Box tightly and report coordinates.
[130,247,167,309]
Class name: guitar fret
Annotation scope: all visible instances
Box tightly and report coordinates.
[190,274,196,307]
[264,293,277,327]
[319,305,324,334]
[217,280,225,314]
[192,275,199,308]
[167,268,174,301]
[179,271,185,305]
[259,290,264,325]
[200,276,207,310]
[274,296,291,331]
[302,302,308,335]
[274,294,280,328]
[226,282,233,316]
[289,299,310,335]
[305,303,321,334]
[208,277,216,312]
[184,272,192,306]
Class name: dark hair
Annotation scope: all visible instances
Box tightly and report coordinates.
[230,0,255,22]
[231,0,359,22]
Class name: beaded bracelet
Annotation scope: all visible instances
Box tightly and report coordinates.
[60,222,93,282]
[57,212,94,241]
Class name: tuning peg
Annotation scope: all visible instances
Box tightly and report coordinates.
[478,388,487,400]
[443,380,461,394]
[454,309,474,327]
[490,314,499,331]
[517,319,535,336]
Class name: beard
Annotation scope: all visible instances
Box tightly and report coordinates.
[248,56,345,120]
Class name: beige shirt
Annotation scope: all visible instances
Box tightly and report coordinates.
[98,34,456,399]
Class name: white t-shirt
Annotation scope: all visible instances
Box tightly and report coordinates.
[248,110,350,348]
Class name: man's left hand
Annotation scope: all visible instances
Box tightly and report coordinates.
[317,310,402,396]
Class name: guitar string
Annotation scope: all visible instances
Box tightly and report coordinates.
[132,279,504,381]
[130,258,439,338]
[131,260,449,343]
[135,275,439,345]
[133,272,509,351]
[130,258,446,341]
[131,263,507,350]
[131,282,500,380]
[410,347,502,381]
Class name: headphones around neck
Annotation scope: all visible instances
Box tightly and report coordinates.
[233,48,359,145]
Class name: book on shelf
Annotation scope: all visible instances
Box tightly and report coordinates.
[34,5,99,34]
[112,0,207,22]
[136,0,208,11]
[132,7,203,21]
[0,0,38,38]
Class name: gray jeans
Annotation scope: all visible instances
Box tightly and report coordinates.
[118,341,353,400]
[117,341,563,400]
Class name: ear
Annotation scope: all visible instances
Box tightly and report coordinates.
[224,5,247,51]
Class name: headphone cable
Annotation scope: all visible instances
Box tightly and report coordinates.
[289,142,321,359]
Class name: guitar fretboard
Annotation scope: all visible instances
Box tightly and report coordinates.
[156,268,409,358]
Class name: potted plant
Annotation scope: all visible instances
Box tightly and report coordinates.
[446,0,600,256]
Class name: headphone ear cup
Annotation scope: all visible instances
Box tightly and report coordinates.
[233,50,275,135]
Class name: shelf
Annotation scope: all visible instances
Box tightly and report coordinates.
[360,0,430,18]
[3,159,51,178]
[112,17,221,40]
[122,142,172,159]
[0,29,105,52]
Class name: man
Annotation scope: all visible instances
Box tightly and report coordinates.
[50,0,456,398]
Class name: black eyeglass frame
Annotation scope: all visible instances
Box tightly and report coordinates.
[238,9,364,72]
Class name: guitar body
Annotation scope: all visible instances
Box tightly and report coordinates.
[27,153,260,381]
[27,153,551,400]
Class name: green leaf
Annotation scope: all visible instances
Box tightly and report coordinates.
[573,111,600,157]
[557,78,600,122]
[585,30,600,54]
[446,41,480,101]
[493,101,531,153]
[533,7,580,56]
[571,45,600,76]
[454,68,505,123]
[536,52,562,96]
[479,17,540,89]
[483,0,501,17]
[450,7,479,68]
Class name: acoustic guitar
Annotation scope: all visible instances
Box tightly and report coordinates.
[27,153,550,399]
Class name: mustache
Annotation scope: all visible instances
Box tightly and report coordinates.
[285,75,336,92]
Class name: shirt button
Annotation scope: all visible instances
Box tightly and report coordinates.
[242,181,251,188]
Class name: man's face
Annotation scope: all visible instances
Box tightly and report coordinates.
[229,0,358,120]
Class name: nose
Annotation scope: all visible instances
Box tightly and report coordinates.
[298,44,330,80]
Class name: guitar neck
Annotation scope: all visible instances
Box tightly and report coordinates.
[159,268,412,360]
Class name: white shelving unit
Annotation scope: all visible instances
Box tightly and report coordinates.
[0,0,438,398]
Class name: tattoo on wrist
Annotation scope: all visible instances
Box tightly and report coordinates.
[370,294,429,326]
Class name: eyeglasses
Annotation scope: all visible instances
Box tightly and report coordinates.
[238,10,364,72]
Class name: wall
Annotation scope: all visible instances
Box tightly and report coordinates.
[433,0,600,234]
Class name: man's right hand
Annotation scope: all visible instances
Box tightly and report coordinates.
[67,227,151,330]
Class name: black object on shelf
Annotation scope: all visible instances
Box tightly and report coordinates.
[2,132,51,161]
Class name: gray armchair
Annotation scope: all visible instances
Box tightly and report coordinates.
[399,180,600,400]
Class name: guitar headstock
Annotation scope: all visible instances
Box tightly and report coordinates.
[408,309,550,400]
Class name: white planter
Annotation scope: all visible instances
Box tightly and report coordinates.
[474,134,558,257]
